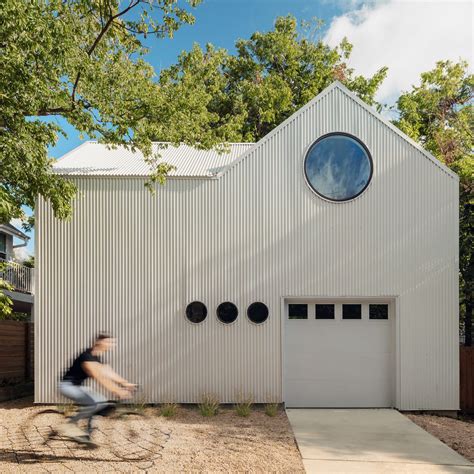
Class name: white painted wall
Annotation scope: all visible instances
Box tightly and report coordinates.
[36,83,459,409]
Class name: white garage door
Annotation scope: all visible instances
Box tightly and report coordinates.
[284,299,394,408]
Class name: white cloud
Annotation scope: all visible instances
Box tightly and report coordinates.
[13,246,30,262]
[324,0,473,105]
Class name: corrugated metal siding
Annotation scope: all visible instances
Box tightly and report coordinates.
[53,142,254,177]
[36,84,459,408]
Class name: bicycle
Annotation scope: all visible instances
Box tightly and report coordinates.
[19,394,170,462]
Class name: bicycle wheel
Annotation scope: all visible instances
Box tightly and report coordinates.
[18,408,68,454]
[93,409,168,462]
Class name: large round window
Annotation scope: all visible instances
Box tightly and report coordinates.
[304,133,373,201]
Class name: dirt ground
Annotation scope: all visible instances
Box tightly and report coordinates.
[0,397,304,473]
[407,413,474,463]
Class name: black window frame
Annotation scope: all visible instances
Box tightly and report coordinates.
[342,304,362,320]
[216,302,239,324]
[185,301,208,324]
[315,304,335,320]
[288,304,308,320]
[369,304,389,320]
[247,302,269,324]
[304,132,374,202]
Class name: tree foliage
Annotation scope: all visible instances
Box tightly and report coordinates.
[395,60,474,344]
[0,262,13,319]
[0,0,210,225]
[158,15,388,142]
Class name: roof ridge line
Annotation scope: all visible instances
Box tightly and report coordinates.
[84,140,256,146]
[334,82,458,181]
[215,81,458,181]
[215,81,341,178]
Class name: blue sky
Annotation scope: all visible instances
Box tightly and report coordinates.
[15,0,473,256]
[49,0,348,159]
[47,0,474,160]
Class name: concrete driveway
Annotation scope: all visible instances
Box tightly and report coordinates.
[286,409,473,473]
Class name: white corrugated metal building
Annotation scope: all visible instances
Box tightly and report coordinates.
[36,82,459,409]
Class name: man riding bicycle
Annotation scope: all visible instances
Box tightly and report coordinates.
[58,333,136,443]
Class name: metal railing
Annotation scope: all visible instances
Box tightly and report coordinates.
[0,258,34,294]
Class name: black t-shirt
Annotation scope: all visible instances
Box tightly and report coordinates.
[62,349,101,385]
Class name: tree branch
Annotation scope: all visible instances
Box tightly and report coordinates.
[34,99,92,117]
[112,20,168,37]
[71,0,141,103]
[36,107,74,116]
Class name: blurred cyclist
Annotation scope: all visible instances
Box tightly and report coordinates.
[58,333,136,442]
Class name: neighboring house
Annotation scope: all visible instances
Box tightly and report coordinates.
[36,82,459,410]
[0,223,34,315]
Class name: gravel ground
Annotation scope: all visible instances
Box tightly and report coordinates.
[407,413,474,463]
[0,397,304,473]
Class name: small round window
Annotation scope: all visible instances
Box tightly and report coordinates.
[247,302,269,324]
[304,133,373,201]
[186,301,207,324]
[216,302,238,324]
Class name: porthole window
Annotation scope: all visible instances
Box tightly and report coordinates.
[304,133,373,201]
[247,302,269,324]
[185,301,207,324]
[217,302,238,324]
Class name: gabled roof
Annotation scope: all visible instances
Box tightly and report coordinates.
[217,81,458,181]
[53,142,254,178]
[53,82,457,181]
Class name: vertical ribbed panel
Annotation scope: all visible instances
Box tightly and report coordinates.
[36,86,459,409]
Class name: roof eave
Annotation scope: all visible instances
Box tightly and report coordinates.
[0,224,29,242]
[54,173,219,180]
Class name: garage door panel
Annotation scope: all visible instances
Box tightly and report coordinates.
[285,335,392,359]
[284,300,394,408]
[285,378,392,407]
[285,338,392,356]
[287,354,392,380]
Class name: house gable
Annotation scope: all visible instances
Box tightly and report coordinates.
[217,81,458,182]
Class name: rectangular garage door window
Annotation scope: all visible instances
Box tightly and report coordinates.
[369,304,389,320]
[342,304,362,319]
[288,304,308,319]
[315,304,335,319]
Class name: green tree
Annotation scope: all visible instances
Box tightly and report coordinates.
[158,15,388,142]
[0,0,218,226]
[0,262,13,319]
[395,60,474,345]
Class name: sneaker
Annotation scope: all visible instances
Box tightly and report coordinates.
[57,422,88,439]
[73,435,98,448]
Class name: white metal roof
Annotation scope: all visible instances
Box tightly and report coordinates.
[53,83,457,182]
[53,142,254,178]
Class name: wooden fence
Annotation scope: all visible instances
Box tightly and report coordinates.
[0,320,33,381]
[460,346,474,412]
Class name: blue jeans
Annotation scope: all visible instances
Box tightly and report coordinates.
[59,381,108,426]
